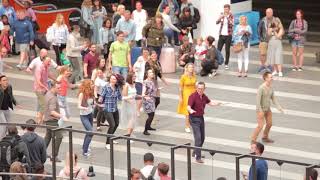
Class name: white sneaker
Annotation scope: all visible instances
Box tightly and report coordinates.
[130,140,135,144]
[185,128,191,133]
[105,144,110,150]
[113,140,119,144]
[225,65,229,70]
[272,71,278,76]
[278,72,283,77]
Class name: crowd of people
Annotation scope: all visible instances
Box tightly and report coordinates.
[0,0,314,179]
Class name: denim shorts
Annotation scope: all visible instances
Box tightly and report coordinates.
[135,82,143,95]
[291,40,304,48]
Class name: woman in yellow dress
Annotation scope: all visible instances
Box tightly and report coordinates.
[177,63,197,133]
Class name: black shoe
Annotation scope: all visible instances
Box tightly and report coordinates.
[148,127,156,131]
[143,131,150,135]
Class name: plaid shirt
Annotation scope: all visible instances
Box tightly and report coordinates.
[100,84,122,112]
[216,13,234,36]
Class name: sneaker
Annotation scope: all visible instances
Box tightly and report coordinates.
[224,65,229,70]
[113,140,119,144]
[278,72,283,77]
[292,67,298,71]
[209,72,217,78]
[105,144,110,150]
[21,64,27,69]
[257,66,265,73]
[83,152,91,157]
[185,127,191,133]
[143,131,150,135]
[195,159,204,164]
[272,71,278,76]
[298,67,303,71]
[16,64,22,70]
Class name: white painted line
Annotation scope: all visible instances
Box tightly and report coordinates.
[166,78,320,102]
[38,132,303,180]
[12,109,320,162]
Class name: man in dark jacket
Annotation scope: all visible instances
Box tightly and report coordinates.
[21,119,47,172]
[10,9,34,70]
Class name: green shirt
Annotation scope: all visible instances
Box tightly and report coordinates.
[110,41,130,67]
[256,84,281,112]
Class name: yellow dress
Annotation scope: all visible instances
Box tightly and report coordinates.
[177,74,197,115]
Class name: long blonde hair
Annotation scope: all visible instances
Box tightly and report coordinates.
[184,63,195,76]
[239,15,247,26]
[81,0,92,7]
[54,13,65,27]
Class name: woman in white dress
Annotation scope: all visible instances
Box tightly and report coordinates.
[120,72,138,137]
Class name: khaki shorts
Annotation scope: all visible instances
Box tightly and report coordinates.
[259,42,268,56]
[35,91,46,113]
[18,43,30,53]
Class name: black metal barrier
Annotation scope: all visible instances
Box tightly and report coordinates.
[0,122,318,180]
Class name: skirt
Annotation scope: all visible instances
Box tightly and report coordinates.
[267,36,283,65]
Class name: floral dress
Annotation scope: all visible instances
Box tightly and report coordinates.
[142,80,157,114]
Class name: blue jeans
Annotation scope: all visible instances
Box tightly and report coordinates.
[164,27,174,45]
[112,66,128,79]
[189,116,205,160]
[80,113,93,154]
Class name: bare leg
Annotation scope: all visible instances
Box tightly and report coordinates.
[298,47,304,68]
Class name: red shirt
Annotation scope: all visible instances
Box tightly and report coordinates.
[188,92,210,116]
[84,52,98,78]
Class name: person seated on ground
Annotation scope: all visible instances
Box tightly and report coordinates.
[30,163,52,180]
[200,36,218,77]
[157,162,171,180]
[9,161,28,180]
[58,152,88,180]
[140,153,160,180]
[131,168,141,180]
[178,36,195,67]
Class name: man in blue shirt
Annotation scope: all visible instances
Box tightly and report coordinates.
[244,142,268,180]
[115,10,136,44]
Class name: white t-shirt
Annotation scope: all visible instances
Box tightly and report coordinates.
[28,57,58,73]
[140,165,160,180]
[195,44,207,60]
[94,77,107,95]
[221,16,229,36]
[133,9,147,41]
[133,56,147,83]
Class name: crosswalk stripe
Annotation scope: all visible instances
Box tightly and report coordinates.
[12,109,320,161]
[13,90,320,138]
[38,132,303,179]
[166,78,320,102]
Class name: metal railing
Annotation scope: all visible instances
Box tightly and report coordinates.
[0,122,318,180]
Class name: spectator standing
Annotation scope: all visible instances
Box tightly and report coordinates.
[216,4,234,70]
[161,5,181,45]
[178,36,195,67]
[158,162,171,180]
[180,0,195,16]
[0,0,16,26]
[44,82,67,162]
[159,0,179,45]
[133,48,149,116]
[142,14,165,58]
[257,8,276,73]
[251,72,284,144]
[178,7,195,39]
[99,18,115,59]
[80,0,94,39]
[10,10,34,69]
[99,74,123,149]
[289,9,308,71]
[83,44,99,79]
[177,63,196,133]
[50,14,69,66]
[132,1,147,47]
[120,72,137,137]
[140,153,160,180]
[115,10,136,44]
[58,153,88,180]
[21,119,47,172]
[108,31,131,79]
[78,79,94,157]
[91,0,107,44]
[112,4,125,28]
[233,15,252,77]
[66,25,84,84]
[23,1,38,32]
[266,13,284,77]
[187,82,221,163]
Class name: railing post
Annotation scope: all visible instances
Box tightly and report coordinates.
[127,138,131,180]
[110,136,120,180]
[171,147,175,180]
[68,128,73,180]
[186,144,191,180]
[235,155,246,180]
[51,128,56,180]
[305,165,317,180]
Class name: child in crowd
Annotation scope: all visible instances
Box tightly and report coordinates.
[194,37,207,74]
[60,48,71,66]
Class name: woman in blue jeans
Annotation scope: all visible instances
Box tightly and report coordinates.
[78,79,94,157]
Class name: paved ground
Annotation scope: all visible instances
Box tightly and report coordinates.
[3,44,320,180]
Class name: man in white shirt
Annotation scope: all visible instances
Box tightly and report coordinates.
[140,153,160,180]
[132,1,147,47]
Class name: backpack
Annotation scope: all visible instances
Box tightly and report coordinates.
[0,136,20,170]
[141,166,157,180]
[215,49,224,65]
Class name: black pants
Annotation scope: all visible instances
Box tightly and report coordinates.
[155,97,160,109]
[189,116,205,160]
[96,107,105,127]
[217,35,232,65]
[53,44,66,65]
[144,112,155,131]
[105,111,119,144]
